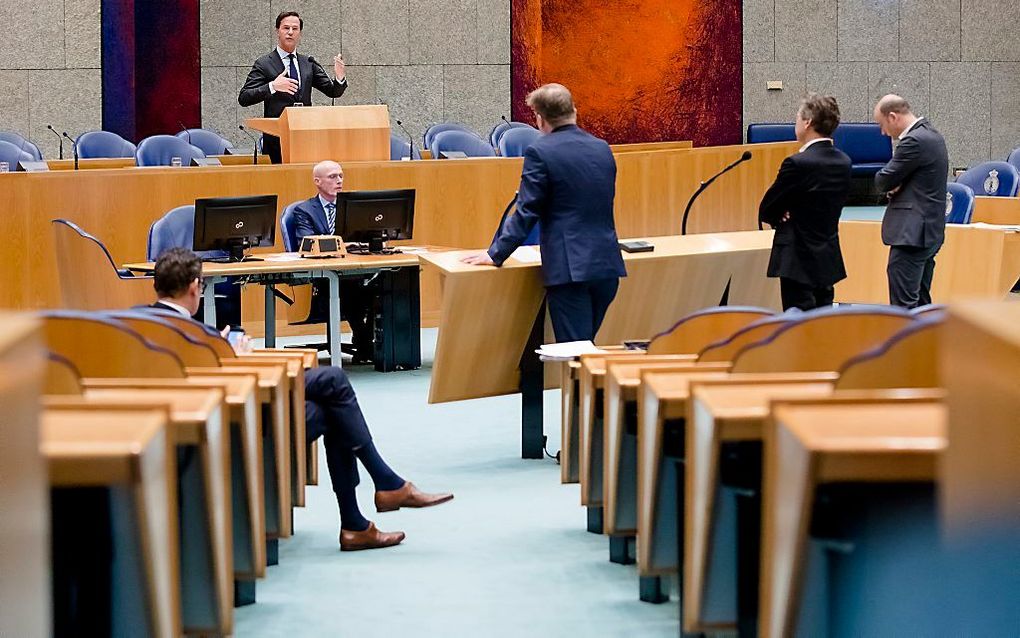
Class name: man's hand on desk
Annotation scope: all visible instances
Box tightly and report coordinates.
[461,252,495,266]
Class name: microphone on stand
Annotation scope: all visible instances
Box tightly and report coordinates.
[395,119,415,160]
[681,151,753,235]
[61,131,79,170]
[307,56,335,106]
[238,125,259,165]
[46,124,63,159]
[178,120,192,145]
[501,114,510,125]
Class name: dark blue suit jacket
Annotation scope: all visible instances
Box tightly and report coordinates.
[292,196,332,240]
[487,124,627,287]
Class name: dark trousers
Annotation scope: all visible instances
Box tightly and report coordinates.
[304,367,373,493]
[888,242,941,309]
[263,134,281,164]
[546,277,620,343]
[779,277,835,312]
[310,278,376,354]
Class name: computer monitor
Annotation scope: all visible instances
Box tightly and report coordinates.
[193,194,277,261]
[335,189,415,253]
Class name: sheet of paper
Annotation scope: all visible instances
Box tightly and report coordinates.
[264,253,303,262]
[971,222,1020,232]
[510,245,542,264]
[536,340,606,361]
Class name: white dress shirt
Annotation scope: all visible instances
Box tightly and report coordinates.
[156,299,191,317]
[899,117,924,140]
[268,47,346,95]
[799,137,833,153]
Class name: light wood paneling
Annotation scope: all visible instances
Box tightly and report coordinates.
[971,195,1020,224]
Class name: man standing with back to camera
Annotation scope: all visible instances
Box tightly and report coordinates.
[239,11,348,164]
[461,83,627,343]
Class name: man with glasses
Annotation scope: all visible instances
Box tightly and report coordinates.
[147,247,453,551]
[291,160,376,363]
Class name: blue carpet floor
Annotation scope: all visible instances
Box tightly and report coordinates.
[236,329,681,637]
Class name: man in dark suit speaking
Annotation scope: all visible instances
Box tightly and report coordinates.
[461,83,627,343]
[758,94,852,311]
[238,11,348,164]
[873,95,949,308]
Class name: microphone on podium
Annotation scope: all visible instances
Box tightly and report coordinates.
[681,151,753,235]
[238,125,259,165]
[61,131,78,170]
[178,120,192,146]
[395,119,416,160]
[307,56,335,105]
[46,124,63,159]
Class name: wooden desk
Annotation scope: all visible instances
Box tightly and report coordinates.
[63,387,233,636]
[0,314,48,638]
[684,378,836,634]
[836,220,1020,303]
[941,302,1020,536]
[0,141,797,333]
[760,397,946,638]
[971,195,1020,224]
[42,407,179,638]
[45,154,268,171]
[560,361,582,484]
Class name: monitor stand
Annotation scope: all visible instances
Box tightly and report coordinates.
[202,242,264,263]
[346,234,397,255]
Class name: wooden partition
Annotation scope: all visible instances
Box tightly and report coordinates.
[0,141,797,332]
[246,105,391,163]
[971,195,1020,224]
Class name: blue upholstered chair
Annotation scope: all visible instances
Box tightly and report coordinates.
[389,134,421,160]
[746,124,796,144]
[146,205,237,327]
[76,130,137,159]
[498,126,542,158]
[1006,147,1020,173]
[280,200,302,252]
[0,139,34,168]
[135,134,206,167]
[423,122,472,150]
[0,131,43,160]
[945,182,975,224]
[431,129,496,158]
[831,123,892,177]
[175,129,235,156]
[956,161,1020,197]
[489,121,533,149]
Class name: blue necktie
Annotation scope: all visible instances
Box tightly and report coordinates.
[287,54,299,87]
[325,202,336,234]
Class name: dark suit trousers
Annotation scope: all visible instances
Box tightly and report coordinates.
[546,278,619,343]
[303,367,373,493]
[887,242,941,309]
[263,134,282,164]
[779,278,835,312]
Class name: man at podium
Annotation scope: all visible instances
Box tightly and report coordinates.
[238,11,348,163]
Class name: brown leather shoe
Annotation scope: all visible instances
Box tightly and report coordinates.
[375,481,454,513]
[339,522,405,551]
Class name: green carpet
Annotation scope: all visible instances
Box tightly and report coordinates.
[236,329,680,636]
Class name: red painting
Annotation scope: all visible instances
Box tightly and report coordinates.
[511,0,742,146]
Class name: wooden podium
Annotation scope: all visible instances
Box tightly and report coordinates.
[245,105,390,163]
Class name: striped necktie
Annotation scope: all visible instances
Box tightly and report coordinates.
[325,201,336,234]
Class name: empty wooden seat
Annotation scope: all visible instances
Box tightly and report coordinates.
[647,307,775,355]
[51,219,154,310]
[837,319,940,390]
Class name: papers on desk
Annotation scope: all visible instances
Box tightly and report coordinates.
[396,246,430,254]
[264,253,303,262]
[971,222,1020,232]
[510,245,542,264]
[537,340,606,361]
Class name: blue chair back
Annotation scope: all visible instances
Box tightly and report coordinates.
[490,121,533,149]
[423,122,472,150]
[746,124,796,143]
[1005,147,1020,173]
[498,127,542,158]
[175,129,234,156]
[945,182,975,224]
[956,161,1020,197]
[147,205,228,260]
[831,123,891,163]
[76,130,137,159]
[431,129,496,158]
[280,200,303,252]
[0,131,42,160]
[0,139,34,168]
[389,134,421,160]
[135,135,206,167]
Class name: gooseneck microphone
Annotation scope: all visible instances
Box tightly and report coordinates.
[395,119,415,160]
[307,56,334,105]
[680,151,753,235]
[238,124,259,165]
[46,124,63,159]
[178,120,192,145]
[61,131,78,170]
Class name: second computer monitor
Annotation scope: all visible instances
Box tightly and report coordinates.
[336,188,415,253]
[193,194,277,261]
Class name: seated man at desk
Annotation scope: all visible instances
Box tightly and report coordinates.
[292,160,376,363]
[148,248,453,551]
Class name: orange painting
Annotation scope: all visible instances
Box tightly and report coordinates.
[511,0,742,146]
